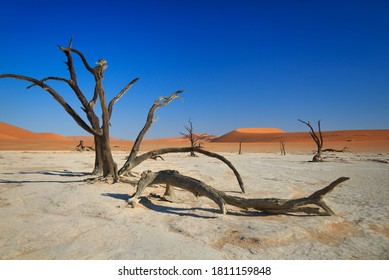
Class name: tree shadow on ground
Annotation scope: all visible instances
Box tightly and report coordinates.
[102,192,218,219]
[18,170,91,177]
[102,192,315,218]
[0,170,90,184]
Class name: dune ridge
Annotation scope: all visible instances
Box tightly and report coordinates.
[235,128,285,133]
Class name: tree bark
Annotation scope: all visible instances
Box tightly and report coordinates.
[92,59,119,181]
[128,170,349,216]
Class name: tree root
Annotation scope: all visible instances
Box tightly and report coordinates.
[127,170,349,216]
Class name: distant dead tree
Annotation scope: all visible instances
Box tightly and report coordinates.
[280,138,286,155]
[180,119,204,157]
[75,140,86,151]
[75,139,95,152]
[298,119,323,162]
[238,142,242,155]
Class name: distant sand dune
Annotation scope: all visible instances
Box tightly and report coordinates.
[0,122,388,153]
[0,122,71,141]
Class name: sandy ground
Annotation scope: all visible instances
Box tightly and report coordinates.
[0,150,388,260]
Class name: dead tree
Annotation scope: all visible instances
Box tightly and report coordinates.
[128,170,349,216]
[0,39,139,181]
[298,119,323,162]
[180,119,204,157]
[75,140,86,151]
[280,138,286,155]
[238,142,242,155]
[75,140,95,151]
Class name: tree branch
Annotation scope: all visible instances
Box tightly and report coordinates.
[298,119,320,145]
[125,90,184,161]
[26,76,69,89]
[58,43,95,111]
[58,47,94,74]
[128,170,349,216]
[108,77,139,120]
[0,74,100,136]
[119,146,245,193]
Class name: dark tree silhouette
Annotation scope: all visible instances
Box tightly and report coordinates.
[180,119,204,157]
[298,119,324,162]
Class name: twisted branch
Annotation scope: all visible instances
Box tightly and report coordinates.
[128,170,349,216]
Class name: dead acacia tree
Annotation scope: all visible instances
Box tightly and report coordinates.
[0,39,139,181]
[180,119,204,157]
[298,119,323,162]
[128,170,349,216]
[280,138,286,155]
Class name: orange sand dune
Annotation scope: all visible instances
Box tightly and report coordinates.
[0,122,71,141]
[210,128,389,153]
[212,127,287,142]
[1,122,388,153]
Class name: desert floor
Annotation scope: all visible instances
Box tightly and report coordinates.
[0,150,388,259]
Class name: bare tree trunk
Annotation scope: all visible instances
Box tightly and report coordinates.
[298,119,324,162]
[93,59,119,182]
[92,135,104,175]
[128,170,349,216]
[238,142,242,155]
[280,139,286,155]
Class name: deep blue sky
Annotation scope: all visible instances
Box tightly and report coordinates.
[1,0,388,139]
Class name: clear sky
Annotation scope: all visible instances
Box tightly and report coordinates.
[1,0,388,140]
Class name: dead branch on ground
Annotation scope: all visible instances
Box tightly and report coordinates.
[322,147,349,153]
[120,146,245,193]
[128,170,349,216]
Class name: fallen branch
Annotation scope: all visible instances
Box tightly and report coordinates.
[322,147,349,153]
[120,147,245,193]
[127,170,349,216]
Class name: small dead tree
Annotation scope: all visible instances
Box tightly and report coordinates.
[280,138,286,155]
[180,119,204,157]
[238,142,242,155]
[75,139,95,151]
[75,140,86,151]
[298,119,323,162]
